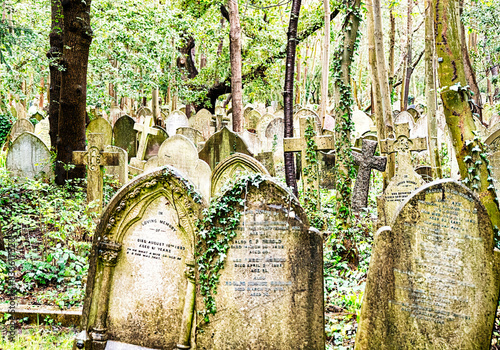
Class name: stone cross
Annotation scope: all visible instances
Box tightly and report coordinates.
[284,116,334,208]
[380,122,427,174]
[73,133,119,214]
[352,139,387,212]
[133,115,158,161]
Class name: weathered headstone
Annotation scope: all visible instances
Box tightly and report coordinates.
[255,151,276,177]
[144,135,211,199]
[104,146,128,186]
[136,106,152,123]
[87,117,113,147]
[112,115,137,161]
[238,130,262,155]
[199,127,252,170]
[10,119,34,141]
[176,126,205,151]
[245,109,261,131]
[415,165,433,183]
[144,126,169,161]
[255,113,276,143]
[378,123,427,225]
[284,117,334,208]
[188,108,212,140]
[129,116,159,174]
[196,177,324,349]
[165,110,189,137]
[34,118,50,148]
[6,132,53,181]
[210,153,269,197]
[352,140,387,212]
[76,167,205,350]
[73,134,120,213]
[293,108,321,137]
[393,111,415,130]
[352,109,375,140]
[356,180,500,350]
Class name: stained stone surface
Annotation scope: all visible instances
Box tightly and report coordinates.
[210,153,269,197]
[393,111,415,130]
[10,119,34,141]
[196,178,324,350]
[34,118,50,148]
[144,126,168,161]
[352,110,375,139]
[113,115,137,161]
[6,132,53,181]
[78,167,205,350]
[104,146,128,185]
[176,127,205,151]
[255,151,276,177]
[256,113,276,143]
[293,108,321,137]
[355,180,500,350]
[238,130,261,155]
[87,117,113,146]
[245,110,261,131]
[188,108,212,140]
[165,110,189,137]
[199,127,252,170]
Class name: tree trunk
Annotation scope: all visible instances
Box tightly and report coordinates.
[434,0,500,230]
[388,7,396,90]
[47,0,63,151]
[402,0,414,110]
[283,0,301,197]
[228,0,243,132]
[425,0,442,179]
[320,2,330,125]
[55,0,93,184]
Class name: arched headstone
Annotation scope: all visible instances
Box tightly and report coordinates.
[113,115,137,161]
[10,119,34,141]
[189,108,212,140]
[199,127,252,170]
[165,110,189,137]
[87,117,113,146]
[6,132,53,181]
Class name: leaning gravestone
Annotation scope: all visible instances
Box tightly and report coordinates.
[352,109,375,140]
[165,110,189,137]
[144,126,169,161]
[238,130,261,155]
[10,119,34,141]
[355,180,500,350]
[6,132,53,181]
[210,153,269,197]
[86,117,113,147]
[199,126,252,170]
[112,115,137,161]
[76,167,205,350]
[196,177,324,350]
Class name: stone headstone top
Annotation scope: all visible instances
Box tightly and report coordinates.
[199,127,252,170]
[78,167,205,350]
[352,109,375,139]
[293,108,321,137]
[238,130,262,155]
[165,110,189,137]
[10,119,34,141]
[104,145,128,186]
[87,117,113,147]
[6,132,53,181]
[136,106,152,123]
[144,126,168,161]
[210,153,270,197]
[485,128,500,152]
[245,109,261,131]
[34,118,50,148]
[356,180,500,350]
[255,113,276,142]
[393,111,415,130]
[113,115,137,161]
[196,177,324,349]
[176,126,205,151]
[189,108,212,140]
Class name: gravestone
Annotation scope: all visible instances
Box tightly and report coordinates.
[199,127,252,170]
[319,151,336,189]
[255,152,276,177]
[265,118,285,164]
[352,140,387,212]
[73,134,120,213]
[415,165,433,183]
[165,110,189,137]
[245,110,261,131]
[112,115,137,161]
[87,117,113,147]
[293,108,321,137]
[378,123,427,226]
[76,167,205,350]
[189,109,212,140]
[393,111,415,130]
[238,130,261,155]
[352,110,375,140]
[176,127,205,151]
[6,132,53,181]
[210,153,269,197]
[10,119,34,141]
[144,135,211,199]
[129,116,159,174]
[406,107,420,120]
[144,126,169,161]
[255,113,276,143]
[196,177,324,350]
[34,118,50,148]
[355,180,500,350]
[136,106,152,123]
[104,146,128,186]
[284,117,334,209]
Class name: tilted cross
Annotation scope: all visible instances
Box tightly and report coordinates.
[284,116,334,208]
[73,133,120,213]
[134,115,159,161]
[380,122,427,175]
[351,139,387,212]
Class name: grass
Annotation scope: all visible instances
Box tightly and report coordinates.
[0,325,75,349]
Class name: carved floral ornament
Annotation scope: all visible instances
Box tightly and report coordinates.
[86,146,102,171]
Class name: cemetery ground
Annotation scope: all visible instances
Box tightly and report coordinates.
[1,159,500,349]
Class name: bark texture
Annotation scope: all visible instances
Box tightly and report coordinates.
[319,0,330,125]
[228,0,243,132]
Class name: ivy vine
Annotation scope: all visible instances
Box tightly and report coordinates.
[195,173,265,324]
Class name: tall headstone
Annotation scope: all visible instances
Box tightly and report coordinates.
[144,135,211,199]
[73,134,120,213]
[356,180,500,350]
[104,146,128,186]
[129,115,159,174]
[199,127,252,170]
[10,119,34,141]
[378,123,427,225]
[352,110,375,140]
[352,140,387,212]
[176,127,205,151]
[144,126,169,161]
[210,153,269,197]
[87,117,113,147]
[196,177,324,349]
[293,108,321,137]
[112,115,137,161]
[189,108,212,140]
[76,167,205,350]
[6,132,53,181]
[34,118,50,148]
[165,110,189,137]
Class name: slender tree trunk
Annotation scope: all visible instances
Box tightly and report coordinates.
[55,0,93,184]
[388,7,396,90]
[434,0,500,230]
[320,2,330,126]
[228,0,243,132]
[283,0,301,197]
[425,0,442,179]
[47,0,63,151]
[402,0,414,110]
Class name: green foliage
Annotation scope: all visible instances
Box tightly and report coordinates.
[0,113,12,145]
[195,173,264,324]
[0,325,75,349]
